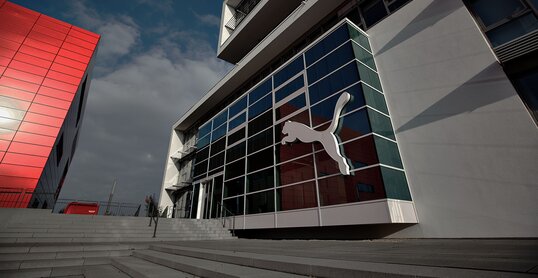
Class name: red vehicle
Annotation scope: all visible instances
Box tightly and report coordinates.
[64,202,99,215]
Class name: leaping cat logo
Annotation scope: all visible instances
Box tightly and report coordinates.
[281,92,351,175]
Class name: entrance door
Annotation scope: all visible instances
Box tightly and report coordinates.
[190,175,223,219]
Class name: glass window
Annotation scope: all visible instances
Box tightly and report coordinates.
[193,160,208,178]
[486,13,538,46]
[213,110,228,129]
[275,141,312,163]
[274,75,304,103]
[228,112,246,131]
[276,181,317,211]
[387,0,412,12]
[247,128,273,153]
[310,83,366,126]
[309,62,360,105]
[247,167,274,192]
[211,123,227,142]
[226,141,245,163]
[305,24,349,66]
[314,149,341,177]
[274,110,311,140]
[357,61,382,91]
[227,127,245,146]
[352,41,376,71]
[469,0,526,27]
[511,65,538,122]
[229,96,247,118]
[348,24,371,52]
[208,167,224,177]
[210,137,226,156]
[224,177,244,197]
[274,56,304,89]
[276,155,315,186]
[209,152,225,170]
[248,110,272,136]
[248,93,272,120]
[248,79,272,105]
[381,166,411,201]
[275,94,306,121]
[196,134,210,149]
[247,147,274,173]
[318,167,386,206]
[342,135,379,169]
[223,195,244,215]
[198,122,212,138]
[361,0,388,27]
[367,108,395,140]
[246,190,275,214]
[338,108,371,142]
[374,135,403,168]
[194,146,209,164]
[307,42,355,84]
[225,158,244,180]
[363,83,388,114]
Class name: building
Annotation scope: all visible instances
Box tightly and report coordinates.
[0,1,99,209]
[159,0,538,238]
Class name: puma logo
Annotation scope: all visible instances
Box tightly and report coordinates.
[281,92,351,175]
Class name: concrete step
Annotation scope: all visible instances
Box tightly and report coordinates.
[0,256,111,271]
[112,256,196,278]
[0,243,148,254]
[0,231,232,238]
[0,264,130,278]
[0,249,132,261]
[0,235,235,244]
[132,249,307,278]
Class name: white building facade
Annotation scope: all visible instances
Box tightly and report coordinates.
[160,0,538,238]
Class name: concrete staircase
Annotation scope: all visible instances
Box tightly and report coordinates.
[0,208,235,277]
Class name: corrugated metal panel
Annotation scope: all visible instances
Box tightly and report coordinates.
[494,29,538,62]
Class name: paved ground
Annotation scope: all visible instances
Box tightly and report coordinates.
[170,238,538,275]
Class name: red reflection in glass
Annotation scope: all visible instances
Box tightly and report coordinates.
[277,181,317,211]
[318,167,386,206]
[277,155,315,186]
[276,142,312,163]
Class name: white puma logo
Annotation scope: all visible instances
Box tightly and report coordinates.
[281,92,351,175]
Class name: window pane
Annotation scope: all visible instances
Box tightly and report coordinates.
[246,190,274,214]
[210,137,226,156]
[196,134,210,149]
[363,83,388,114]
[226,141,245,163]
[469,0,526,27]
[307,41,355,84]
[274,56,304,88]
[276,181,317,211]
[309,62,360,105]
[357,61,381,91]
[486,13,538,46]
[348,24,371,52]
[388,0,411,12]
[224,177,244,197]
[247,147,274,173]
[381,166,411,201]
[223,195,244,215]
[305,24,349,66]
[248,110,272,136]
[310,83,366,126]
[247,128,273,153]
[247,167,274,192]
[374,135,403,168]
[352,41,376,71]
[338,108,371,142]
[342,135,379,169]
[213,110,228,129]
[248,93,272,120]
[361,0,388,27]
[367,108,395,140]
[198,122,211,138]
[209,152,225,170]
[248,79,272,105]
[229,96,247,118]
[227,127,245,146]
[275,141,312,163]
[275,94,306,121]
[276,154,315,186]
[275,75,304,103]
[194,146,209,164]
[225,158,244,180]
[228,112,246,131]
[511,66,538,122]
[211,123,227,142]
[193,160,208,178]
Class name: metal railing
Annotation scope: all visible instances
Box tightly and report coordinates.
[217,202,235,236]
[224,0,261,31]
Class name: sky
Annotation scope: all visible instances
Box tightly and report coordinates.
[10,0,233,205]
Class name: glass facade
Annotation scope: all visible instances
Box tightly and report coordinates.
[190,22,411,217]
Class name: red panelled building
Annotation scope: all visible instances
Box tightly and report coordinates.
[0,1,99,208]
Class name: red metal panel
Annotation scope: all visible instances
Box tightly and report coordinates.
[61,42,93,57]
[19,45,56,61]
[58,48,90,64]
[0,117,21,131]
[0,163,43,179]
[71,26,99,38]
[33,94,71,110]
[8,141,52,157]
[36,18,70,34]
[54,55,87,71]
[0,37,20,51]
[68,28,99,44]
[18,122,60,137]
[23,112,64,128]
[41,78,78,94]
[37,86,75,102]
[32,25,67,41]
[3,68,44,85]
[0,96,31,110]
[0,46,16,59]
[28,103,67,119]
[46,70,81,85]
[9,60,48,76]
[3,152,48,167]
[13,52,52,69]
[0,176,38,188]
[0,76,40,92]
[13,131,55,147]
[65,36,96,50]
[23,38,60,54]
[0,85,35,102]
[49,63,84,78]
[0,128,16,141]
[0,139,10,151]
[26,31,63,47]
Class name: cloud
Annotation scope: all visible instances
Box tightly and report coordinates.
[193,11,221,27]
[136,0,174,13]
[60,32,232,204]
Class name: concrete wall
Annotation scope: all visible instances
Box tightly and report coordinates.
[368,0,538,237]
[158,129,183,209]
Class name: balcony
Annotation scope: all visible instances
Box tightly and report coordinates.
[170,145,196,164]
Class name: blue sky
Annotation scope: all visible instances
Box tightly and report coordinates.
[10,0,232,205]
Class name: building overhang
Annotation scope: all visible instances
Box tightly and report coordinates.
[174,0,347,132]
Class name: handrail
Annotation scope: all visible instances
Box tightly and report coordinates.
[148,203,159,238]
[217,202,235,236]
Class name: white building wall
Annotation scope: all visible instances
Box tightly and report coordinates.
[158,129,184,210]
[368,0,538,237]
